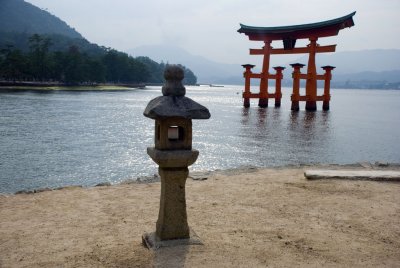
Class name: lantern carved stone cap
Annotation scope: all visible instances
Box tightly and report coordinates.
[143,65,211,120]
[147,147,199,168]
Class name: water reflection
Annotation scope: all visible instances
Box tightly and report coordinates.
[240,108,250,125]
[239,107,333,166]
[255,108,266,130]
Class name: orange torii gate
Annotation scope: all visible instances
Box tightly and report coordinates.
[238,12,356,111]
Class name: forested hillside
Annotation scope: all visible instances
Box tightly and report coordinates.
[0,0,197,85]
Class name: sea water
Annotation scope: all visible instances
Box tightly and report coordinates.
[0,86,399,193]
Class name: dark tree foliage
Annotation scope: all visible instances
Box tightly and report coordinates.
[28,34,52,80]
[179,64,197,85]
[136,56,165,83]
[0,34,197,85]
[135,57,198,85]
[0,45,28,81]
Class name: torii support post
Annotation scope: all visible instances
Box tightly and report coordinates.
[242,64,255,107]
[305,38,318,111]
[322,65,335,111]
[290,63,305,111]
[273,66,285,107]
[259,41,272,108]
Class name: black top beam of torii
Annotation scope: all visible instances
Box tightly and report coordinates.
[238,11,356,48]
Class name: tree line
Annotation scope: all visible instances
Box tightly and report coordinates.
[0,34,197,85]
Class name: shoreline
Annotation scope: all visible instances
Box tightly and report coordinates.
[0,81,146,89]
[1,164,399,267]
[3,162,400,196]
[1,82,400,91]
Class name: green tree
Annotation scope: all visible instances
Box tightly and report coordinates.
[28,33,52,80]
[179,64,197,85]
[136,56,164,83]
[129,58,149,83]
[0,45,29,80]
[49,51,66,81]
[86,57,106,83]
[102,49,149,83]
[63,45,87,84]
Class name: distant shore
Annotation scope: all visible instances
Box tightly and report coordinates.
[1,163,399,267]
[0,80,146,90]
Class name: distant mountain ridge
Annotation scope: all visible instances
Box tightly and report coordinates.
[295,49,400,74]
[0,0,82,39]
[129,45,243,84]
[129,45,400,88]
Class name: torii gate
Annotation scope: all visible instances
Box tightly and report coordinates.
[238,12,355,111]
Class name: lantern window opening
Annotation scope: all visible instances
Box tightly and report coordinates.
[167,126,185,141]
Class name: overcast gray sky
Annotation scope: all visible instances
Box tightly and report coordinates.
[25,0,400,64]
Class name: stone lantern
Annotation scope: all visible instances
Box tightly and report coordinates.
[142,65,210,249]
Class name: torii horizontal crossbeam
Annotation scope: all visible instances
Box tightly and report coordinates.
[250,44,336,55]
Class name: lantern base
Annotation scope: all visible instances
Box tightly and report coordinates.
[142,228,203,250]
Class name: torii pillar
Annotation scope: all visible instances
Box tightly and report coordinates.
[242,64,255,108]
[258,41,272,107]
[305,37,318,111]
[322,65,335,110]
[273,66,285,107]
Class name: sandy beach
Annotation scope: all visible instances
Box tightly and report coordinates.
[1,164,399,267]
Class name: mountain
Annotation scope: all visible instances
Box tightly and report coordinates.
[292,49,400,75]
[0,0,82,38]
[130,45,400,88]
[0,0,105,55]
[285,49,400,89]
[128,45,243,84]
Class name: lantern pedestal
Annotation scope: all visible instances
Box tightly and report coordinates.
[142,164,204,249]
[144,148,199,246]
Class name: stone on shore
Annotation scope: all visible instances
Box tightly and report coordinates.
[305,169,400,181]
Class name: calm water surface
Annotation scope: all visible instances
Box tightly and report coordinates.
[1,86,399,193]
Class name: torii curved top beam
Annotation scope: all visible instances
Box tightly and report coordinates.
[238,12,356,43]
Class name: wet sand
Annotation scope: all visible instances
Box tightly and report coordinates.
[1,165,399,267]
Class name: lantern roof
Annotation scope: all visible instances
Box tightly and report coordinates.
[143,96,211,120]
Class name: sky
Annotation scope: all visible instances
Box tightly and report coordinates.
[25,0,400,65]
